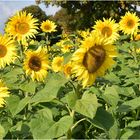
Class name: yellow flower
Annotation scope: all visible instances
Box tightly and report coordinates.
[52,56,64,72]
[136,48,140,53]
[23,47,49,81]
[56,39,73,53]
[0,79,10,107]
[119,12,139,35]
[135,34,140,40]
[63,62,72,78]
[72,32,117,88]
[0,34,17,69]
[93,18,119,43]
[77,29,90,39]
[5,11,38,43]
[61,44,72,53]
[129,48,140,54]
[40,20,57,33]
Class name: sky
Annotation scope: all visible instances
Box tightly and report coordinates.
[0,0,61,34]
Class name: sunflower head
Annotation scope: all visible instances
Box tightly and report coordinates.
[77,29,90,39]
[72,33,117,88]
[0,34,17,69]
[0,79,10,107]
[135,34,140,41]
[52,56,64,72]
[119,12,139,35]
[40,20,57,33]
[63,62,72,78]
[23,47,49,81]
[5,11,38,43]
[93,18,119,43]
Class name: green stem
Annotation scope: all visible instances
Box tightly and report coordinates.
[71,118,86,131]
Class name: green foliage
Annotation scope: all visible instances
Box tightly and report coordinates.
[43,1,140,32]
[1,3,140,139]
[22,5,48,23]
[30,109,73,139]
[74,93,98,119]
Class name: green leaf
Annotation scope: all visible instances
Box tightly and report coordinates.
[2,67,24,89]
[74,93,98,119]
[6,95,20,116]
[15,97,31,115]
[91,107,119,139]
[117,97,140,113]
[6,95,30,116]
[37,108,53,120]
[63,52,72,64]
[30,73,68,104]
[127,120,140,128]
[113,85,135,97]
[103,86,120,106]
[0,124,5,139]
[66,91,78,109]
[20,80,36,94]
[46,116,73,138]
[121,129,140,139]
[104,73,120,84]
[30,109,73,139]
[30,108,55,139]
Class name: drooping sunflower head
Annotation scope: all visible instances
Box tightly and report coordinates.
[40,20,57,33]
[5,11,38,43]
[0,79,10,107]
[119,12,139,35]
[72,33,117,88]
[93,18,119,43]
[0,34,17,69]
[52,56,64,72]
[23,47,50,81]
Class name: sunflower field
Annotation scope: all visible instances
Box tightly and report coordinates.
[0,6,140,139]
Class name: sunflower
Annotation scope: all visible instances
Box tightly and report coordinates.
[5,11,38,43]
[135,34,140,40]
[77,29,90,39]
[72,33,117,88]
[0,79,10,107]
[119,12,139,35]
[0,34,17,69]
[40,20,57,33]
[23,47,49,81]
[63,62,72,78]
[93,18,119,43]
[52,56,64,72]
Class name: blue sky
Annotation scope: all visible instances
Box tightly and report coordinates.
[0,0,60,34]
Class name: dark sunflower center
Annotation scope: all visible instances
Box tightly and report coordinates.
[0,45,7,58]
[127,19,135,28]
[15,22,30,34]
[29,56,41,71]
[83,46,105,73]
[101,26,112,37]
[44,24,51,31]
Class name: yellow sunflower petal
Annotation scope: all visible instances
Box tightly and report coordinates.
[23,47,49,81]
[5,11,38,43]
[72,33,117,87]
[119,12,139,35]
[0,35,17,68]
[0,79,10,107]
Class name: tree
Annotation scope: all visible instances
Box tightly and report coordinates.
[37,0,140,32]
[22,5,48,23]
